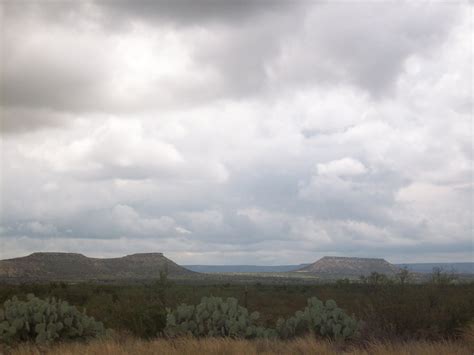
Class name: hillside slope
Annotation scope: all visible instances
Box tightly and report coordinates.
[297,256,400,277]
[0,252,194,281]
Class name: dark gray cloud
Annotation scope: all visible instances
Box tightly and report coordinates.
[269,2,460,96]
[1,1,88,22]
[0,108,71,134]
[2,1,457,122]
[1,8,113,113]
[95,0,296,27]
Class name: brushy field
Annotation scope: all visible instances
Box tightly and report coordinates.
[1,281,473,341]
[1,280,473,354]
[5,332,474,355]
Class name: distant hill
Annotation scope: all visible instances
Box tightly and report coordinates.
[0,252,194,282]
[297,256,400,276]
[184,264,309,273]
[2,253,470,283]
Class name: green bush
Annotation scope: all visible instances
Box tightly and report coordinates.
[276,297,360,341]
[0,294,105,344]
[165,296,275,338]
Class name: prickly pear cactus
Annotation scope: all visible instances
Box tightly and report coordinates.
[276,297,360,341]
[165,296,275,339]
[0,294,105,344]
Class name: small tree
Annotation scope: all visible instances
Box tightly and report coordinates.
[360,272,391,285]
[335,278,351,287]
[153,265,173,307]
[430,267,457,285]
[396,267,411,285]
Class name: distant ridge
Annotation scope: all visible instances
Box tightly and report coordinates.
[297,256,400,276]
[397,262,474,274]
[184,264,310,273]
[0,252,194,282]
[183,262,474,274]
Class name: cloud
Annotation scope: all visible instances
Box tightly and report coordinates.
[0,108,72,134]
[3,1,457,123]
[268,2,460,96]
[0,0,299,119]
[1,10,113,112]
[0,2,471,263]
[94,0,296,28]
[108,204,191,238]
[317,158,367,177]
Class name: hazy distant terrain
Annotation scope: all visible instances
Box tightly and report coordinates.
[397,262,474,274]
[183,264,310,273]
[185,262,474,274]
[1,253,472,284]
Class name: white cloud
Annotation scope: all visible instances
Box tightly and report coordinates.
[317,158,367,177]
[110,204,178,236]
[24,221,58,236]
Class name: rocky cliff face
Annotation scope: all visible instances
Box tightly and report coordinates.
[0,252,194,281]
[297,256,400,276]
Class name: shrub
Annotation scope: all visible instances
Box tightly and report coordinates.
[165,296,275,339]
[430,267,457,285]
[276,297,360,341]
[118,304,166,339]
[359,272,393,285]
[0,294,105,344]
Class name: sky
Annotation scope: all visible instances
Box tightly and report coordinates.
[0,1,472,265]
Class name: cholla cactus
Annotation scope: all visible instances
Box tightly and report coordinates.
[165,296,275,339]
[0,294,105,344]
[276,297,360,341]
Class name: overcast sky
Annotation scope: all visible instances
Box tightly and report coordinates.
[0,1,472,264]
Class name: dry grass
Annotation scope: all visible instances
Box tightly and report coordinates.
[3,326,473,355]
[3,334,473,355]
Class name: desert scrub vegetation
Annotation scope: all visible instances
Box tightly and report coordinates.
[0,283,472,354]
[165,296,276,338]
[0,281,472,342]
[0,294,361,348]
[275,297,360,340]
[165,296,359,340]
[0,294,105,345]
[2,332,473,355]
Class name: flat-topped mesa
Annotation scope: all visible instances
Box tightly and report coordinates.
[18,252,89,262]
[124,253,164,258]
[28,252,87,258]
[319,256,387,262]
[297,256,400,276]
[25,252,165,260]
[0,252,194,281]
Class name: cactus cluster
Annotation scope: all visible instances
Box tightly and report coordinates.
[165,296,275,339]
[0,294,105,344]
[276,297,360,341]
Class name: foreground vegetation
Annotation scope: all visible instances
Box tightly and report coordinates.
[0,276,473,353]
[0,295,105,344]
[4,333,474,355]
[0,294,359,344]
[1,280,472,341]
[165,296,360,340]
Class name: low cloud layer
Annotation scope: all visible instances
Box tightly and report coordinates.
[0,1,471,264]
